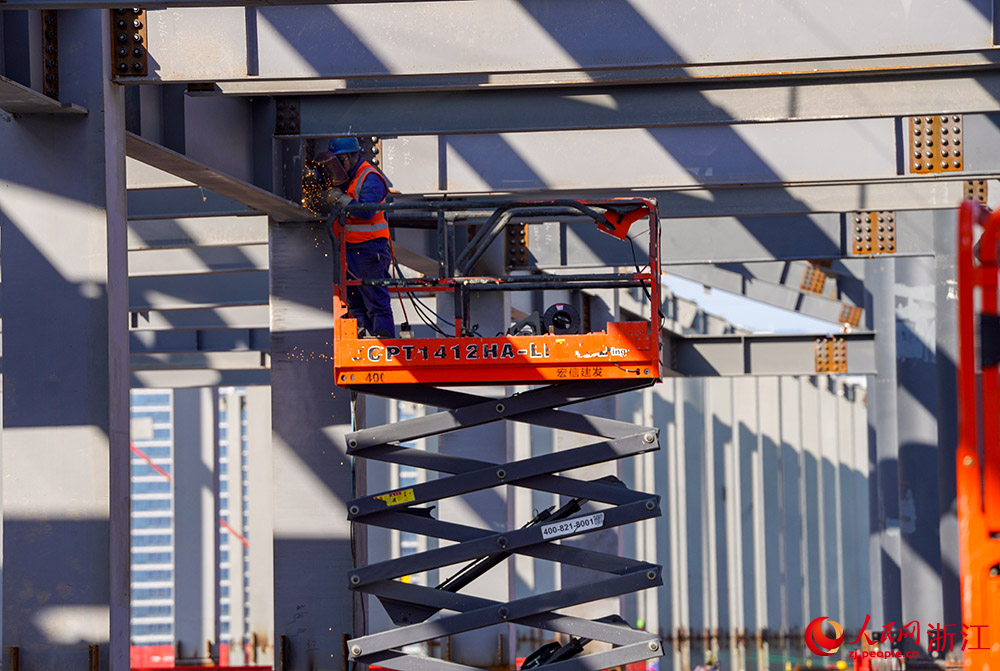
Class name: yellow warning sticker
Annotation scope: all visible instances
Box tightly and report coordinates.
[374,489,415,507]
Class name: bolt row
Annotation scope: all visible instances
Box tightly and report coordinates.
[910,114,963,173]
[112,8,146,75]
[852,212,896,255]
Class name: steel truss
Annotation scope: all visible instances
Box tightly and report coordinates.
[344,379,664,671]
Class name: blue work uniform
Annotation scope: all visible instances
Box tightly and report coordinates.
[343,159,396,338]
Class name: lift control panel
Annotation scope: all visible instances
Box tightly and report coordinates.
[330,198,661,386]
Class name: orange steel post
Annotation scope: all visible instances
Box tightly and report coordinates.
[956,200,1000,670]
[332,199,661,387]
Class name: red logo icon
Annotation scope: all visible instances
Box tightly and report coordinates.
[805,616,845,656]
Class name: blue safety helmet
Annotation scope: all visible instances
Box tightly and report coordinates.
[329,137,362,155]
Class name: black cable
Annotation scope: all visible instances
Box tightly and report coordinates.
[391,256,451,336]
[628,235,667,327]
[389,257,486,337]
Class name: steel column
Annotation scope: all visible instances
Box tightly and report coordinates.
[223,390,248,664]
[850,386,872,631]
[651,380,682,668]
[866,258,902,629]
[270,208,355,669]
[777,378,804,634]
[837,383,867,632]
[933,208,962,629]
[706,380,731,649]
[758,378,784,633]
[894,256,943,658]
[173,388,220,665]
[733,378,764,636]
[722,379,745,645]
[799,379,823,624]
[0,10,129,670]
[817,378,844,627]
[244,386,275,665]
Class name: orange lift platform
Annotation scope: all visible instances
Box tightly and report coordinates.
[330,198,661,387]
[328,197,665,671]
[957,200,1000,671]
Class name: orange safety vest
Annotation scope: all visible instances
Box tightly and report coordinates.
[344,160,390,244]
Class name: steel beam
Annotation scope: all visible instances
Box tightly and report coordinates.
[380,118,1000,194]
[128,216,268,249]
[138,4,994,83]
[650,181,973,219]
[130,351,269,370]
[125,132,314,222]
[129,271,268,310]
[130,328,269,353]
[129,304,269,330]
[291,74,1000,137]
[132,180,961,224]
[128,187,260,219]
[0,73,87,114]
[668,332,876,377]
[128,244,268,275]
[131,368,270,388]
[665,264,850,326]
[201,52,1000,97]
[535,210,937,267]
[713,259,867,285]
[0,0,430,7]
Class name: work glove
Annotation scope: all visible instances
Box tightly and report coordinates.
[328,187,354,209]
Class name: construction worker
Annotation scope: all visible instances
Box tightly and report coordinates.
[326,137,396,338]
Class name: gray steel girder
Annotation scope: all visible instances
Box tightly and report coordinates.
[0,73,88,114]
[126,132,314,222]
[665,265,852,325]
[345,380,663,671]
[137,4,993,83]
[292,73,1000,136]
[533,211,935,267]
[666,332,876,376]
[379,117,998,195]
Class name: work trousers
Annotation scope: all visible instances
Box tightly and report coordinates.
[346,237,396,338]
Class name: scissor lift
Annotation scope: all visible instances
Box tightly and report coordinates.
[332,199,664,671]
[956,201,1000,671]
